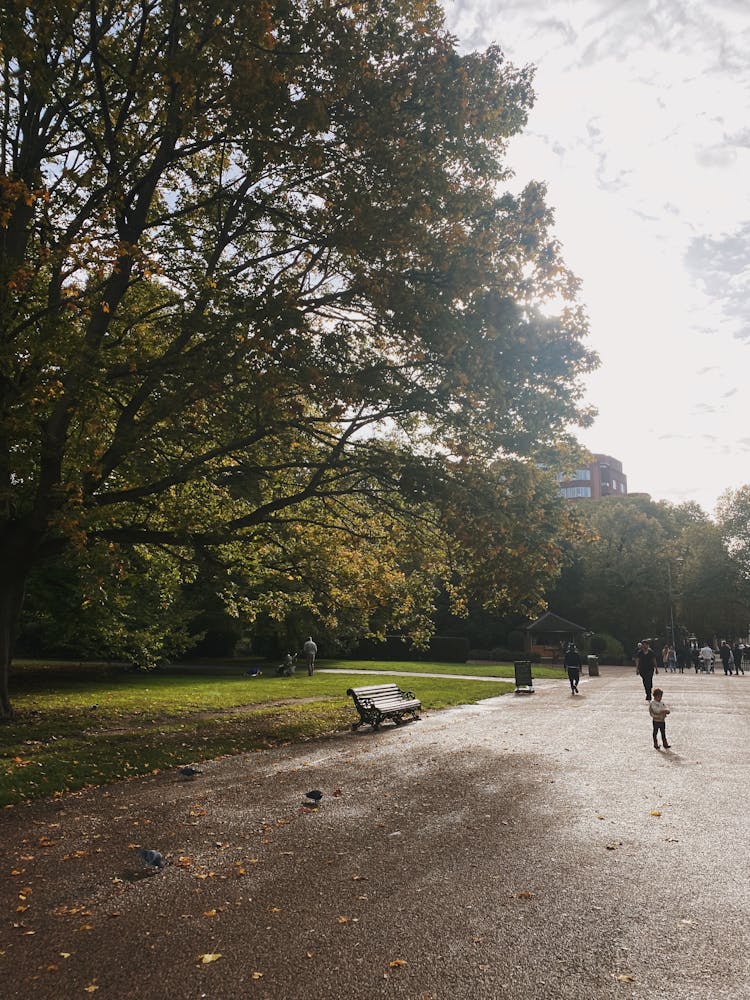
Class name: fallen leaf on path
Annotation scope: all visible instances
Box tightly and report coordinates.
[198,953,222,964]
[389,959,407,968]
[251,971,264,979]
[650,810,662,817]
[516,891,534,899]
[615,973,635,982]
[203,909,218,918]
[337,915,350,924]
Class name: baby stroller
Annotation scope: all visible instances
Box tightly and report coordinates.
[277,653,297,677]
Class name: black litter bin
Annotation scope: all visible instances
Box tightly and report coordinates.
[514,660,534,694]
[587,655,599,677]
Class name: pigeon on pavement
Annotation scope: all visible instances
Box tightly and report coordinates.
[304,789,323,807]
[179,765,202,779]
[136,848,166,870]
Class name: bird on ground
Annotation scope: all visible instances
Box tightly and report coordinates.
[304,789,323,807]
[136,848,166,870]
[178,765,202,779]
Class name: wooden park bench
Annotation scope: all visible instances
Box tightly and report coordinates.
[346,683,422,731]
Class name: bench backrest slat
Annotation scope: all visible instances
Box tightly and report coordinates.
[348,684,402,697]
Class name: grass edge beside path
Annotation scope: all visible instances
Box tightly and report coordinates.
[1,665,518,807]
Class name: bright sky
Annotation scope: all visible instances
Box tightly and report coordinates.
[444,0,750,515]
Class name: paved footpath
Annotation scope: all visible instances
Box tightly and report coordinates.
[2,667,750,999]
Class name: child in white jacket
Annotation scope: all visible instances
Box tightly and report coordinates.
[649,688,671,749]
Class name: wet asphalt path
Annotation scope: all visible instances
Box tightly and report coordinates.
[2,666,750,999]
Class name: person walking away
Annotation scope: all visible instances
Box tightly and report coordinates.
[635,639,659,701]
[676,646,688,674]
[564,642,582,695]
[732,642,745,676]
[663,644,677,673]
[649,688,671,749]
[303,636,318,676]
[700,642,714,673]
[719,640,733,676]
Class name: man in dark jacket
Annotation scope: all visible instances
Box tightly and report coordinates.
[564,642,583,695]
[635,639,659,701]
[719,640,733,675]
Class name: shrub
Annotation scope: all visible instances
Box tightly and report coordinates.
[507,629,526,651]
[588,634,607,655]
[428,635,470,663]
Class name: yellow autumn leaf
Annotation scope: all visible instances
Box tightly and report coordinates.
[84,986,99,993]
[389,959,407,967]
[203,909,217,918]
[650,810,662,817]
[337,915,350,924]
[251,971,264,979]
[616,973,635,982]
[198,953,222,964]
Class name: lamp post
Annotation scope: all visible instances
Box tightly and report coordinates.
[667,562,677,649]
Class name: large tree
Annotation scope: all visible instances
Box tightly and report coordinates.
[0,0,594,716]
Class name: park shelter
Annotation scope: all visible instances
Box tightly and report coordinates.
[525,612,588,660]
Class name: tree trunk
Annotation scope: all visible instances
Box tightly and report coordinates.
[0,574,27,720]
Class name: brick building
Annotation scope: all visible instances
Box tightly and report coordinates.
[557,454,627,500]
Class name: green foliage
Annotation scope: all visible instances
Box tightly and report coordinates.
[506,629,526,651]
[585,632,624,661]
[19,543,198,667]
[428,635,470,663]
[548,495,750,651]
[0,0,595,713]
[588,634,607,655]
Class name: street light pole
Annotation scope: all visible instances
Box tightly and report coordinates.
[667,563,676,648]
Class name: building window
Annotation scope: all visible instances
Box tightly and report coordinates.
[561,486,592,498]
[573,469,591,481]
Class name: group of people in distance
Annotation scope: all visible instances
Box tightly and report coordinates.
[634,636,747,752]
[655,639,747,675]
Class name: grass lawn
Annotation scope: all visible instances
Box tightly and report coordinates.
[0,661,523,806]
[321,658,568,680]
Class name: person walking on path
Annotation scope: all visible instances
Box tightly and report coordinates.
[700,642,714,673]
[663,644,677,673]
[635,639,659,701]
[303,636,318,676]
[649,687,671,749]
[732,642,745,675]
[563,642,582,695]
[719,640,733,676]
